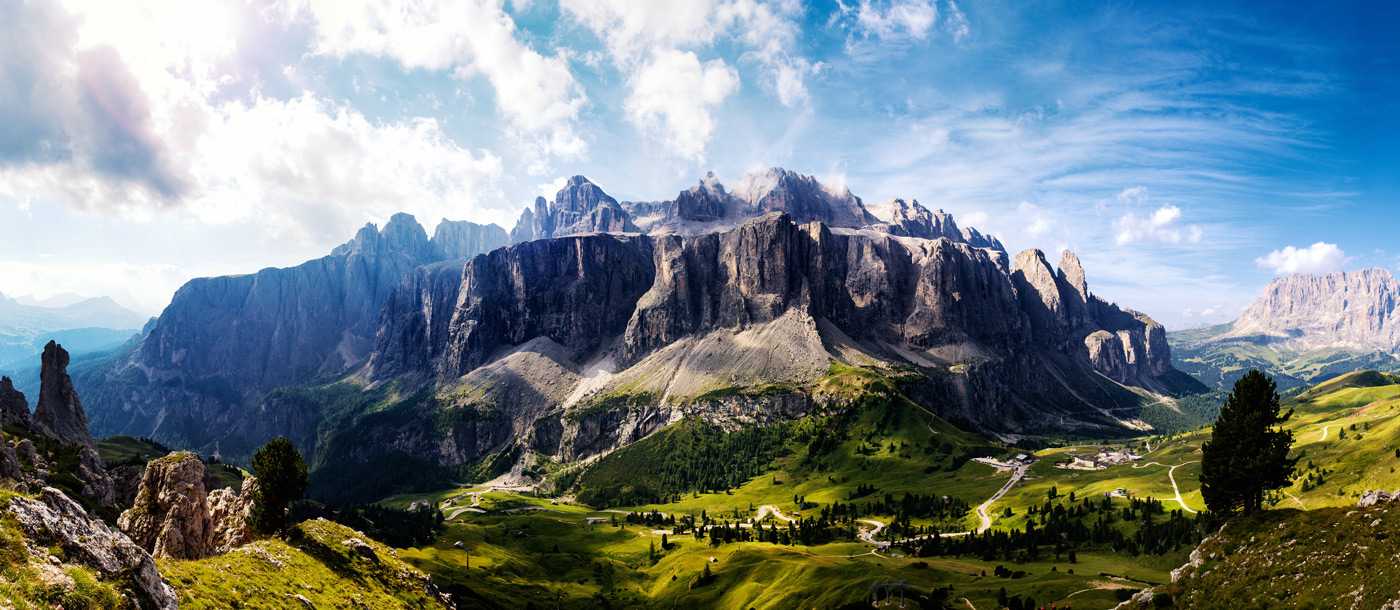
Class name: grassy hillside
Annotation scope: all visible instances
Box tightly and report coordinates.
[1143,502,1400,609]
[161,518,453,610]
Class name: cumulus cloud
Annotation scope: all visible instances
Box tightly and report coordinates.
[561,0,817,156]
[282,0,588,165]
[1114,204,1203,245]
[1256,242,1346,276]
[1017,201,1055,236]
[624,50,740,162]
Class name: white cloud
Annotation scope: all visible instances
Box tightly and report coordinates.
[624,50,740,162]
[1113,197,1203,245]
[1256,242,1346,276]
[839,0,939,41]
[1116,185,1149,203]
[561,0,817,155]
[190,94,509,245]
[1018,201,1054,236]
[943,0,969,43]
[281,0,587,165]
[959,210,988,228]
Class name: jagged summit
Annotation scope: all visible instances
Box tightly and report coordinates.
[31,341,96,450]
[509,175,638,243]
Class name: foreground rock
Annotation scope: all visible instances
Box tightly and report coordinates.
[3,486,178,610]
[119,451,256,559]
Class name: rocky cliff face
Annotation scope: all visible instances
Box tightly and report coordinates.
[365,211,1178,468]
[118,451,255,560]
[74,213,507,456]
[1226,268,1400,353]
[31,340,97,450]
[0,375,28,427]
[432,219,509,260]
[509,176,639,243]
[730,168,876,228]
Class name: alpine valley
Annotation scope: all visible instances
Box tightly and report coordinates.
[3,167,1398,610]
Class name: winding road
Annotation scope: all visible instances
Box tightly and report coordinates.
[1131,461,1198,514]
[975,464,1030,533]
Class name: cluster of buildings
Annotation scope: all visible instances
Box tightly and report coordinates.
[1054,447,1142,470]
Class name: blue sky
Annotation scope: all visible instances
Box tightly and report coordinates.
[0,0,1395,328]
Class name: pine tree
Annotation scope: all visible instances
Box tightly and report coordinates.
[1200,370,1298,517]
[249,437,308,534]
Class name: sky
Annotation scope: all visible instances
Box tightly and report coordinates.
[0,0,1396,328]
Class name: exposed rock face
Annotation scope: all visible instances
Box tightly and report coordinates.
[75,213,506,457]
[1227,268,1400,353]
[432,219,508,260]
[0,375,28,427]
[4,487,178,610]
[509,176,639,243]
[867,198,963,242]
[31,341,96,450]
[207,476,258,552]
[120,452,214,559]
[436,234,656,378]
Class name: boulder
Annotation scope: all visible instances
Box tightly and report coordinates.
[4,487,177,610]
[1358,489,1398,508]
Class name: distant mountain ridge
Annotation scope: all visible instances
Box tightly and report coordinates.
[0,292,147,369]
[71,168,1199,498]
[1169,268,1400,390]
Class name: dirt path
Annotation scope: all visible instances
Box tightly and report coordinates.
[1318,424,1335,442]
[755,505,795,523]
[1167,462,1198,514]
[976,464,1029,533]
[1285,491,1306,509]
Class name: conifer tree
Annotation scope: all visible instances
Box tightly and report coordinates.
[1200,370,1297,517]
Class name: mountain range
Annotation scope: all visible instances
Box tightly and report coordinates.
[0,292,147,370]
[68,168,1201,498]
[1169,268,1400,390]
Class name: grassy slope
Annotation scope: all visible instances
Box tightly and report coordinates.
[161,518,452,610]
[1156,503,1400,609]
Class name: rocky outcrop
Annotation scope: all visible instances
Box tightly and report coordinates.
[1358,489,1399,507]
[118,451,254,559]
[208,476,258,552]
[509,176,638,243]
[4,486,178,610]
[31,341,96,450]
[867,198,963,242]
[1226,268,1400,354]
[120,452,214,559]
[0,375,28,427]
